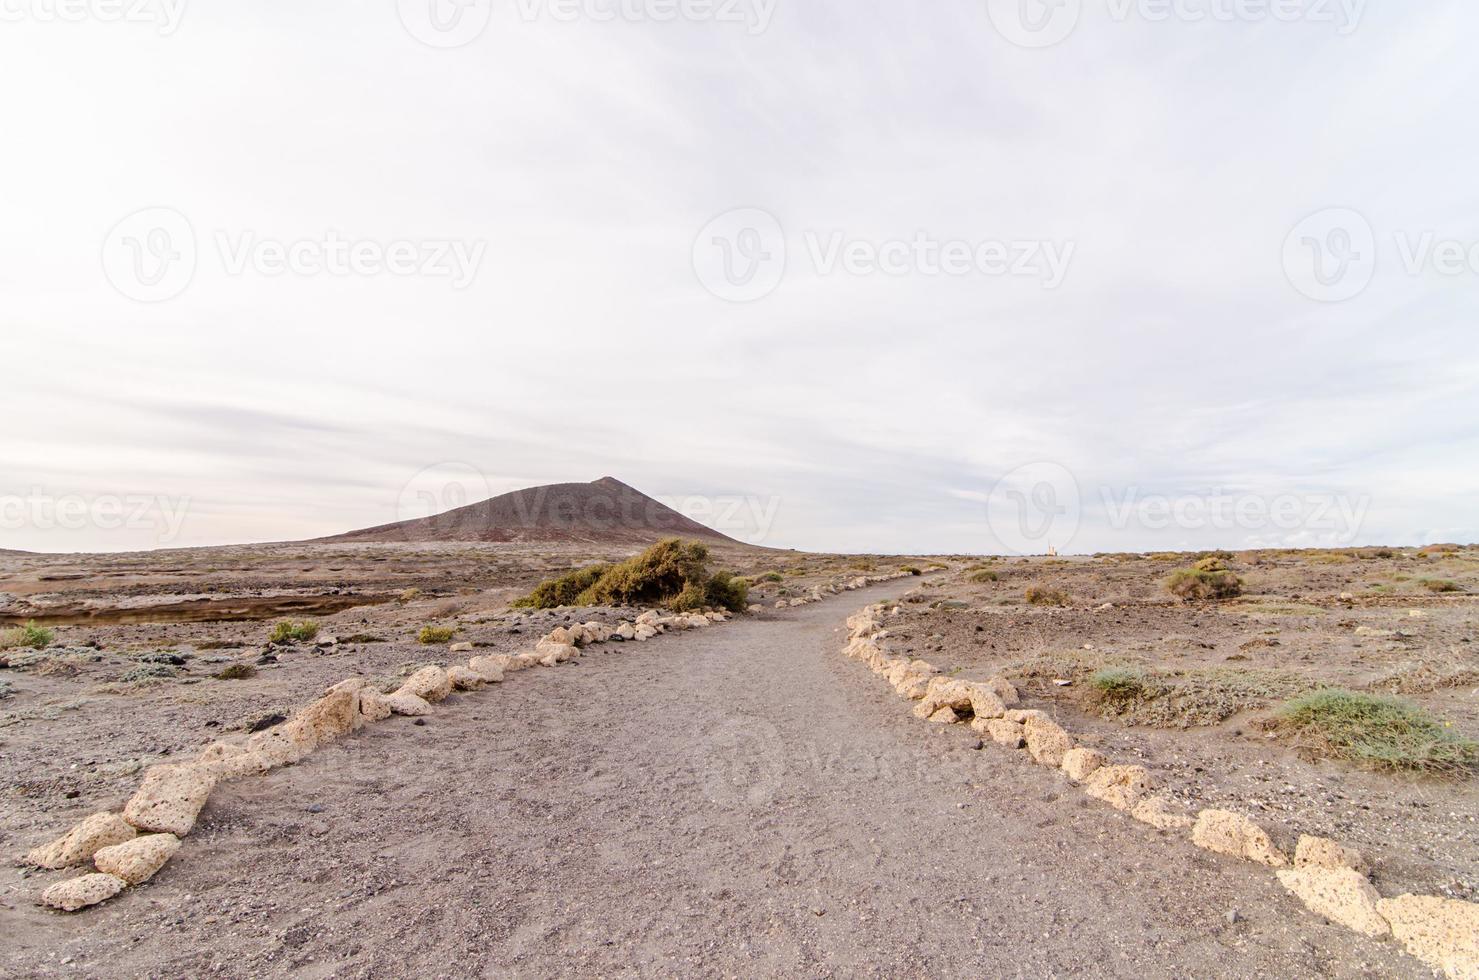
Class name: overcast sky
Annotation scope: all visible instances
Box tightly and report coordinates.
[1,0,1475,555]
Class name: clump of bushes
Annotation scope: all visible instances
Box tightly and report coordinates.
[214,663,257,680]
[1089,667,1149,701]
[1166,567,1242,601]
[268,620,319,645]
[418,626,457,645]
[0,621,53,650]
[901,566,922,576]
[1420,579,1463,593]
[513,539,749,613]
[969,569,999,583]
[1274,689,1478,775]
[1194,556,1229,572]
[757,571,784,583]
[1024,585,1070,607]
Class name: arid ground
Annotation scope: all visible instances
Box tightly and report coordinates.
[1,541,1475,977]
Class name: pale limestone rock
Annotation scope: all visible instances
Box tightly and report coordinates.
[513,652,543,668]
[634,625,658,641]
[967,687,1006,720]
[397,666,452,703]
[927,706,962,724]
[467,656,506,683]
[1083,765,1152,812]
[538,642,578,666]
[447,665,485,691]
[384,691,433,716]
[123,764,216,836]
[449,642,474,653]
[616,623,636,640]
[93,833,180,885]
[283,687,360,748]
[195,741,272,779]
[1276,868,1389,938]
[1191,809,1288,867]
[246,727,313,768]
[1060,747,1106,782]
[358,689,393,723]
[1023,715,1074,767]
[1294,835,1368,874]
[635,611,660,626]
[686,615,709,629]
[39,873,126,912]
[1377,894,1479,980]
[545,626,576,646]
[980,718,1025,748]
[981,675,1021,706]
[896,675,933,700]
[25,812,136,870]
[1005,709,1048,724]
[1130,796,1194,831]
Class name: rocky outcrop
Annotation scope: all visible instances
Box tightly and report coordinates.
[1191,809,1287,868]
[25,813,136,870]
[123,764,216,837]
[93,833,181,885]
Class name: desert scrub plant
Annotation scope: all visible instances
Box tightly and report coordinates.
[757,571,784,583]
[398,587,423,603]
[1090,667,1148,700]
[1420,578,1463,593]
[214,663,257,680]
[513,539,749,613]
[1166,567,1243,601]
[1193,556,1229,572]
[1274,689,1478,775]
[1024,585,1070,607]
[0,621,54,650]
[418,626,456,645]
[268,620,318,645]
[968,569,999,583]
[900,566,922,576]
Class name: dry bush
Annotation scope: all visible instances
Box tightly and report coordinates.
[1024,585,1070,607]
[1166,568,1243,601]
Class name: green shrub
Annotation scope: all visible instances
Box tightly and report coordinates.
[418,626,456,645]
[1420,579,1463,593]
[758,571,784,583]
[1275,689,1478,774]
[1090,667,1147,699]
[0,621,53,650]
[1024,585,1070,607]
[1166,568,1242,601]
[214,663,257,680]
[513,539,748,613]
[901,566,922,576]
[512,563,612,608]
[1194,556,1229,572]
[268,620,318,645]
[968,569,999,583]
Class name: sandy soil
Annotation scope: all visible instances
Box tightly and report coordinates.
[1,579,1423,977]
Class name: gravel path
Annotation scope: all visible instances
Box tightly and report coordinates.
[1,581,1421,978]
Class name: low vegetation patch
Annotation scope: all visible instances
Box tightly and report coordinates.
[268,620,319,645]
[1420,578,1463,593]
[757,571,784,583]
[214,663,257,680]
[900,566,922,576]
[1024,585,1070,607]
[0,621,53,651]
[1166,567,1243,601]
[1089,667,1147,699]
[418,626,457,645]
[968,569,999,583]
[513,539,749,613]
[1273,689,1478,775]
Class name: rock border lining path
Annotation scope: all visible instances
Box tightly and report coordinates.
[841,599,1479,980]
[21,572,916,914]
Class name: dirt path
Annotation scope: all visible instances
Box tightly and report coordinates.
[2,581,1420,978]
